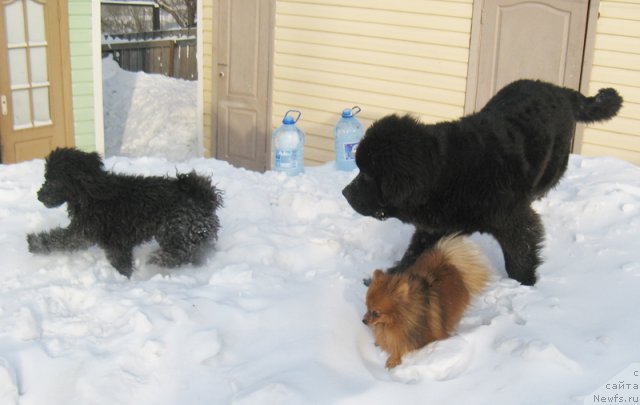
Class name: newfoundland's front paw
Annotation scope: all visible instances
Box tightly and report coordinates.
[27,232,48,253]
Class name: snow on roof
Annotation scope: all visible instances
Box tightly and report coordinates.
[101,27,195,44]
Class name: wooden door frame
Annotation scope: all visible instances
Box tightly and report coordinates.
[210,0,220,155]
[54,0,76,150]
[464,0,600,153]
[209,0,275,170]
[0,0,75,163]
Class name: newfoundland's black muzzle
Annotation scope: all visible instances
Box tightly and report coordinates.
[342,174,388,220]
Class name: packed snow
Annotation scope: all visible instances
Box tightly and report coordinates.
[0,59,639,405]
[102,55,201,161]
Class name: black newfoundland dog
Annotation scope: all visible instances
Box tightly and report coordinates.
[343,79,622,285]
[27,148,223,277]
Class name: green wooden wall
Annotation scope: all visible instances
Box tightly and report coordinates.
[67,0,96,151]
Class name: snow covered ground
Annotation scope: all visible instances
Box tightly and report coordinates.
[0,60,639,405]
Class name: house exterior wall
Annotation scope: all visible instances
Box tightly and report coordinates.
[269,0,639,166]
[68,0,98,152]
[201,0,214,157]
[272,0,474,165]
[581,0,640,165]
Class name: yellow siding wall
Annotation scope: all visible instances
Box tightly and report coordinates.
[582,0,640,165]
[203,0,637,166]
[273,0,473,165]
[202,0,214,157]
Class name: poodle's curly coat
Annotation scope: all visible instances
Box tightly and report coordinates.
[27,148,223,277]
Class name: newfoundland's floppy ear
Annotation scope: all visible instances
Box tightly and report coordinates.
[379,165,419,207]
[378,143,437,207]
[362,114,440,208]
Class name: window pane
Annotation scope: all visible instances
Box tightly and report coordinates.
[4,1,26,46]
[32,87,51,126]
[8,48,29,87]
[26,0,45,44]
[11,89,31,129]
[30,46,48,84]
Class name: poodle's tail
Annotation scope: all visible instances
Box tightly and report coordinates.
[569,87,623,124]
[177,171,223,210]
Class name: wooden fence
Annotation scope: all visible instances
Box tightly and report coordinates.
[102,28,197,81]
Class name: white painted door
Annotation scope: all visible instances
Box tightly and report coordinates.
[470,0,590,110]
[213,0,274,172]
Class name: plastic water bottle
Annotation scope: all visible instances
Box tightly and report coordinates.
[272,110,304,176]
[334,106,364,171]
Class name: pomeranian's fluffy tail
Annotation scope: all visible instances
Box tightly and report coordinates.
[435,234,491,296]
[569,87,623,124]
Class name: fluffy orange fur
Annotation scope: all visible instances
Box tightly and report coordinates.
[363,235,491,368]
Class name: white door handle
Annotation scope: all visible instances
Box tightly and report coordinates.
[1,95,7,116]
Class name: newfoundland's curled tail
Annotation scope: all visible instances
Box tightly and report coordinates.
[27,148,223,277]
[363,235,491,368]
[570,87,624,123]
[343,79,622,286]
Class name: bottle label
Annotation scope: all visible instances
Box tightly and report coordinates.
[342,142,359,161]
[275,149,298,169]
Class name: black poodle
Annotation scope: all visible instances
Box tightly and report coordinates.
[343,79,622,286]
[27,148,223,277]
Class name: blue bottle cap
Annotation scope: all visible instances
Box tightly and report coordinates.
[283,110,301,124]
[342,106,361,118]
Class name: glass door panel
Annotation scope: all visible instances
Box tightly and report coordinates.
[3,0,51,130]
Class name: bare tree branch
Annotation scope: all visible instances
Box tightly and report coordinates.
[102,0,197,33]
[157,0,196,28]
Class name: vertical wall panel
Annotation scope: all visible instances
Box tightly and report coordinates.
[202,0,214,157]
[582,1,640,165]
[68,0,96,151]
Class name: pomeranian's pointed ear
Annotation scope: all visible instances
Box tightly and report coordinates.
[365,269,385,287]
[396,279,410,300]
[373,269,385,279]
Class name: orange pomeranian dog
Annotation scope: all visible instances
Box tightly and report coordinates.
[363,235,491,368]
